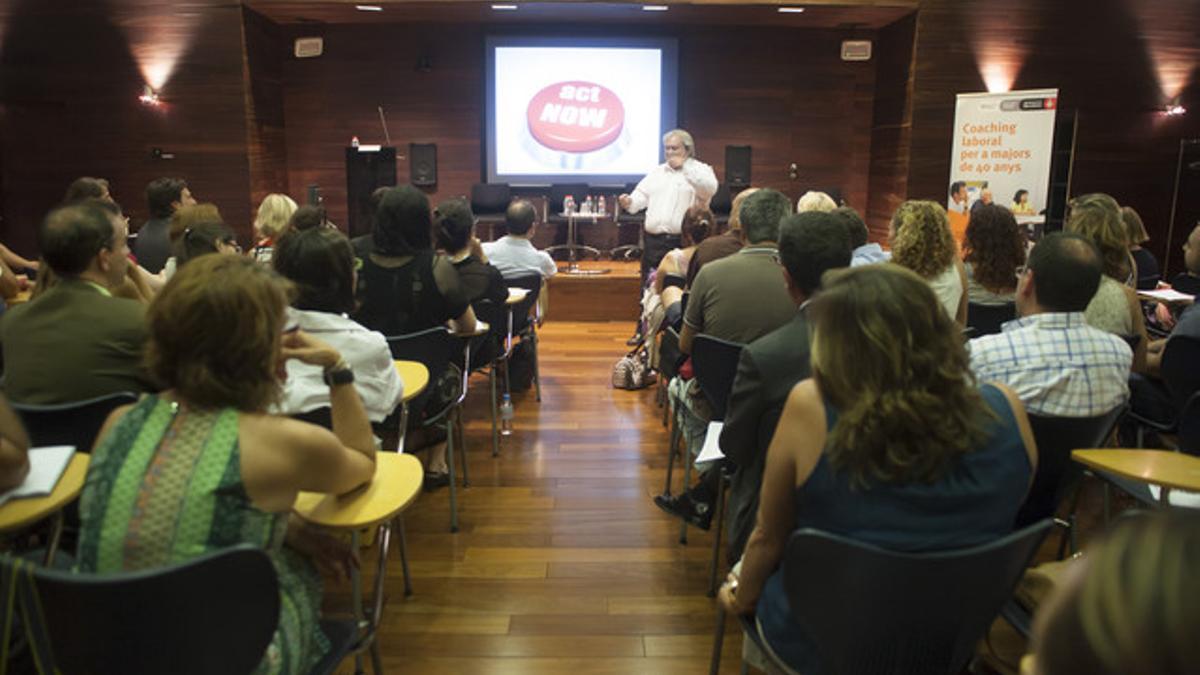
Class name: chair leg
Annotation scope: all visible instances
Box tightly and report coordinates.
[709,608,726,675]
[708,475,727,598]
[396,516,413,597]
[446,423,459,533]
[679,440,692,545]
[367,521,392,674]
[43,512,64,566]
[490,367,500,457]
[457,410,470,488]
[664,406,679,496]
[350,529,365,674]
[532,332,542,403]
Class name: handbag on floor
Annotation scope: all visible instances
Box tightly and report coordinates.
[612,344,654,390]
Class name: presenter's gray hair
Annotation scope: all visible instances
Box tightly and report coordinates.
[662,129,695,156]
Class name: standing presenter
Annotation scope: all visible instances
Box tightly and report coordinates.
[619,129,718,345]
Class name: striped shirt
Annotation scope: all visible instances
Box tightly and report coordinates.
[968,312,1131,417]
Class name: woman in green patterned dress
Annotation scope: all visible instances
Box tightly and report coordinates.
[76,254,378,674]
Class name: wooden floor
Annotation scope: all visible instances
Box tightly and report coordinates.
[329,321,745,674]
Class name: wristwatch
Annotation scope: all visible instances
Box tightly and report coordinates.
[323,361,355,387]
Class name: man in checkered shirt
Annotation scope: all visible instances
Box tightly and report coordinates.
[968,232,1132,417]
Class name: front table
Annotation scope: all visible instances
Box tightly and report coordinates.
[293,451,423,675]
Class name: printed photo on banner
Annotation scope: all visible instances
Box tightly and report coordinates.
[948,89,1058,244]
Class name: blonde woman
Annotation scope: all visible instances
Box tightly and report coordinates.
[796,190,838,214]
[252,193,299,263]
[890,200,968,325]
[718,264,1035,673]
[1024,511,1200,675]
[1066,194,1147,371]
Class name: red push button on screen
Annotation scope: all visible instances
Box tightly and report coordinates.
[526,81,626,154]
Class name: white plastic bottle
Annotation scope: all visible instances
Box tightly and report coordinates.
[500,393,514,436]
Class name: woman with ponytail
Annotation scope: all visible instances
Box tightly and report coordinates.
[717,264,1037,673]
[652,206,715,330]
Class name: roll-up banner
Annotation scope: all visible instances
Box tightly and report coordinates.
[947,88,1058,242]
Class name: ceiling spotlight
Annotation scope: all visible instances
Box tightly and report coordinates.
[642,5,669,11]
[354,4,383,11]
[777,6,806,12]
[139,85,161,106]
[491,3,518,9]
[1163,103,1187,116]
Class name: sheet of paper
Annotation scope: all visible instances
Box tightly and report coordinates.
[1138,288,1195,304]
[0,445,75,507]
[1147,485,1200,508]
[696,421,726,464]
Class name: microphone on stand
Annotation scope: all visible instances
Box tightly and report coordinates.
[378,105,392,146]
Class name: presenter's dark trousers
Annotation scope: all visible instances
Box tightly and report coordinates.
[636,232,682,334]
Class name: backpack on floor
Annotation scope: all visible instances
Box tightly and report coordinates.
[612,344,653,390]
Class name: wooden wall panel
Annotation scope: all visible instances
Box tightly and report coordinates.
[864,12,915,241]
[906,0,1200,274]
[243,7,291,213]
[278,22,881,229]
[0,1,255,254]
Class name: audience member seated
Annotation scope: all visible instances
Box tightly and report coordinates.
[0,242,39,275]
[891,200,968,325]
[76,254,377,674]
[159,203,225,282]
[963,204,1026,305]
[1011,189,1036,216]
[795,190,837,213]
[0,393,30,492]
[1025,511,1199,675]
[653,206,714,330]
[833,206,888,267]
[1122,206,1160,290]
[1129,222,1200,427]
[353,185,474,485]
[63,176,113,205]
[134,177,195,274]
[251,193,299,264]
[654,190,795,526]
[1,202,153,404]
[717,264,1036,673]
[354,185,476,337]
[1066,193,1148,371]
[480,200,557,280]
[685,187,756,287]
[659,211,850,546]
[969,233,1131,416]
[273,226,404,423]
[1170,227,1200,294]
[288,205,327,233]
[970,188,995,214]
[177,221,240,269]
[435,199,507,307]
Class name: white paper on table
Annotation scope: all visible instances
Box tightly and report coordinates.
[696,421,726,464]
[1138,288,1195,304]
[0,445,75,507]
[1147,485,1200,508]
[507,288,530,302]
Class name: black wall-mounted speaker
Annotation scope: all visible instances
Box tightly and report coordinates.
[410,143,438,187]
[725,145,751,188]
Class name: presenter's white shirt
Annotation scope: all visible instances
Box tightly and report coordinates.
[481,236,558,279]
[275,308,404,423]
[627,158,719,235]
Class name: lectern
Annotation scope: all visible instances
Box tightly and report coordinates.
[346,146,397,239]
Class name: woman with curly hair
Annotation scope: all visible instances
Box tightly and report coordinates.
[1066,193,1147,371]
[717,264,1035,673]
[890,199,968,325]
[963,204,1026,305]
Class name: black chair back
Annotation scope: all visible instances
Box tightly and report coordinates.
[966,302,1015,338]
[548,183,589,212]
[470,182,511,215]
[1161,334,1200,408]
[469,298,506,369]
[1014,406,1126,527]
[1177,391,1200,456]
[9,545,279,675]
[690,335,744,420]
[506,275,543,335]
[658,327,685,381]
[783,521,1053,675]
[11,391,139,452]
[291,407,333,429]
[386,327,455,413]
